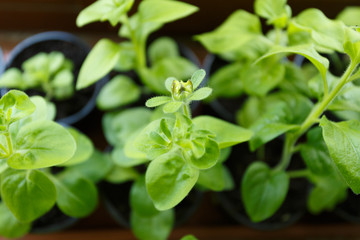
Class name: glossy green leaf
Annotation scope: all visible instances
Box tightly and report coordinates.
[146,150,199,210]
[131,209,174,240]
[0,202,31,238]
[256,44,329,82]
[77,39,120,90]
[0,90,35,125]
[288,9,345,53]
[243,57,285,96]
[130,176,158,217]
[242,162,289,222]
[1,169,57,222]
[320,117,360,194]
[146,96,172,108]
[61,128,94,166]
[103,107,152,146]
[195,10,261,53]
[188,87,212,101]
[254,0,291,28]
[65,150,113,183]
[53,173,97,218]
[139,0,198,24]
[193,115,253,148]
[149,37,179,64]
[8,121,76,169]
[96,75,141,110]
[249,103,298,151]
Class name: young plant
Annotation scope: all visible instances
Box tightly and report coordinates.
[76,0,199,111]
[198,0,360,222]
[0,90,100,238]
[0,51,74,101]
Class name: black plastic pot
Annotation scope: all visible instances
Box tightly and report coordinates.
[217,140,308,230]
[100,180,203,228]
[2,31,107,125]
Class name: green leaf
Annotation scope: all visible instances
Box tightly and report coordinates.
[195,10,261,53]
[131,209,174,240]
[53,172,97,218]
[0,68,26,89]
[307,175,347,214]
[181,235,198,240]
[139,0,198,24]
[142,57,198,94]
[163,101,183,113]
[242,162,289,222]
[8,121,76,169]
[288,9,345,53]
[1,169,57,222]
[149,37,179,64]
[103,107,152,146]
[254,0,291,28]
[0,202,31,238]
[61,128,94,166]
[146,96,172,108]
[243,57,285,96]
[130,176,158,217]
[146,150,199,210]
[197,163,233,191]
[165,77,177,92]
[77,39,120,90]
[96,75,141,110]
[256,44,329,83]
[0,90,35,125]
[320,117,360,194]
[105,164,139,183]
[188,87,212,101]
[337,7,360,26]
[343,27,360,64]
[208,62,243,99]
[65,150,113,183]
[278,62,312,97]
[193,116,253,148]
[187,138,219,170]
[114,42,136,71]
[77,0,134,27]
[191,69,206,89]
[112,145,148,167]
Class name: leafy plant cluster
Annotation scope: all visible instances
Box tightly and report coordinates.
[76,0,200,111]
[197,0,360,222]
[0,51,75,101]
[0,90,104,238]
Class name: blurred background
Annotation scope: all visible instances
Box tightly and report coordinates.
[0,0,359,59]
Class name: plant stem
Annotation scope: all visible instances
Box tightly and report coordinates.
[183,104,192,119]
[288,169,309,178]
[4,131,13,155]
[277,60,358,171]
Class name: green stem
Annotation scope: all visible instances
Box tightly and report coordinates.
[288,169,309,178]
[275,27,282,45]
[4,131,13,155]
[0,142,8,155]
[182,104,192,119]
[277,60,358,171]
